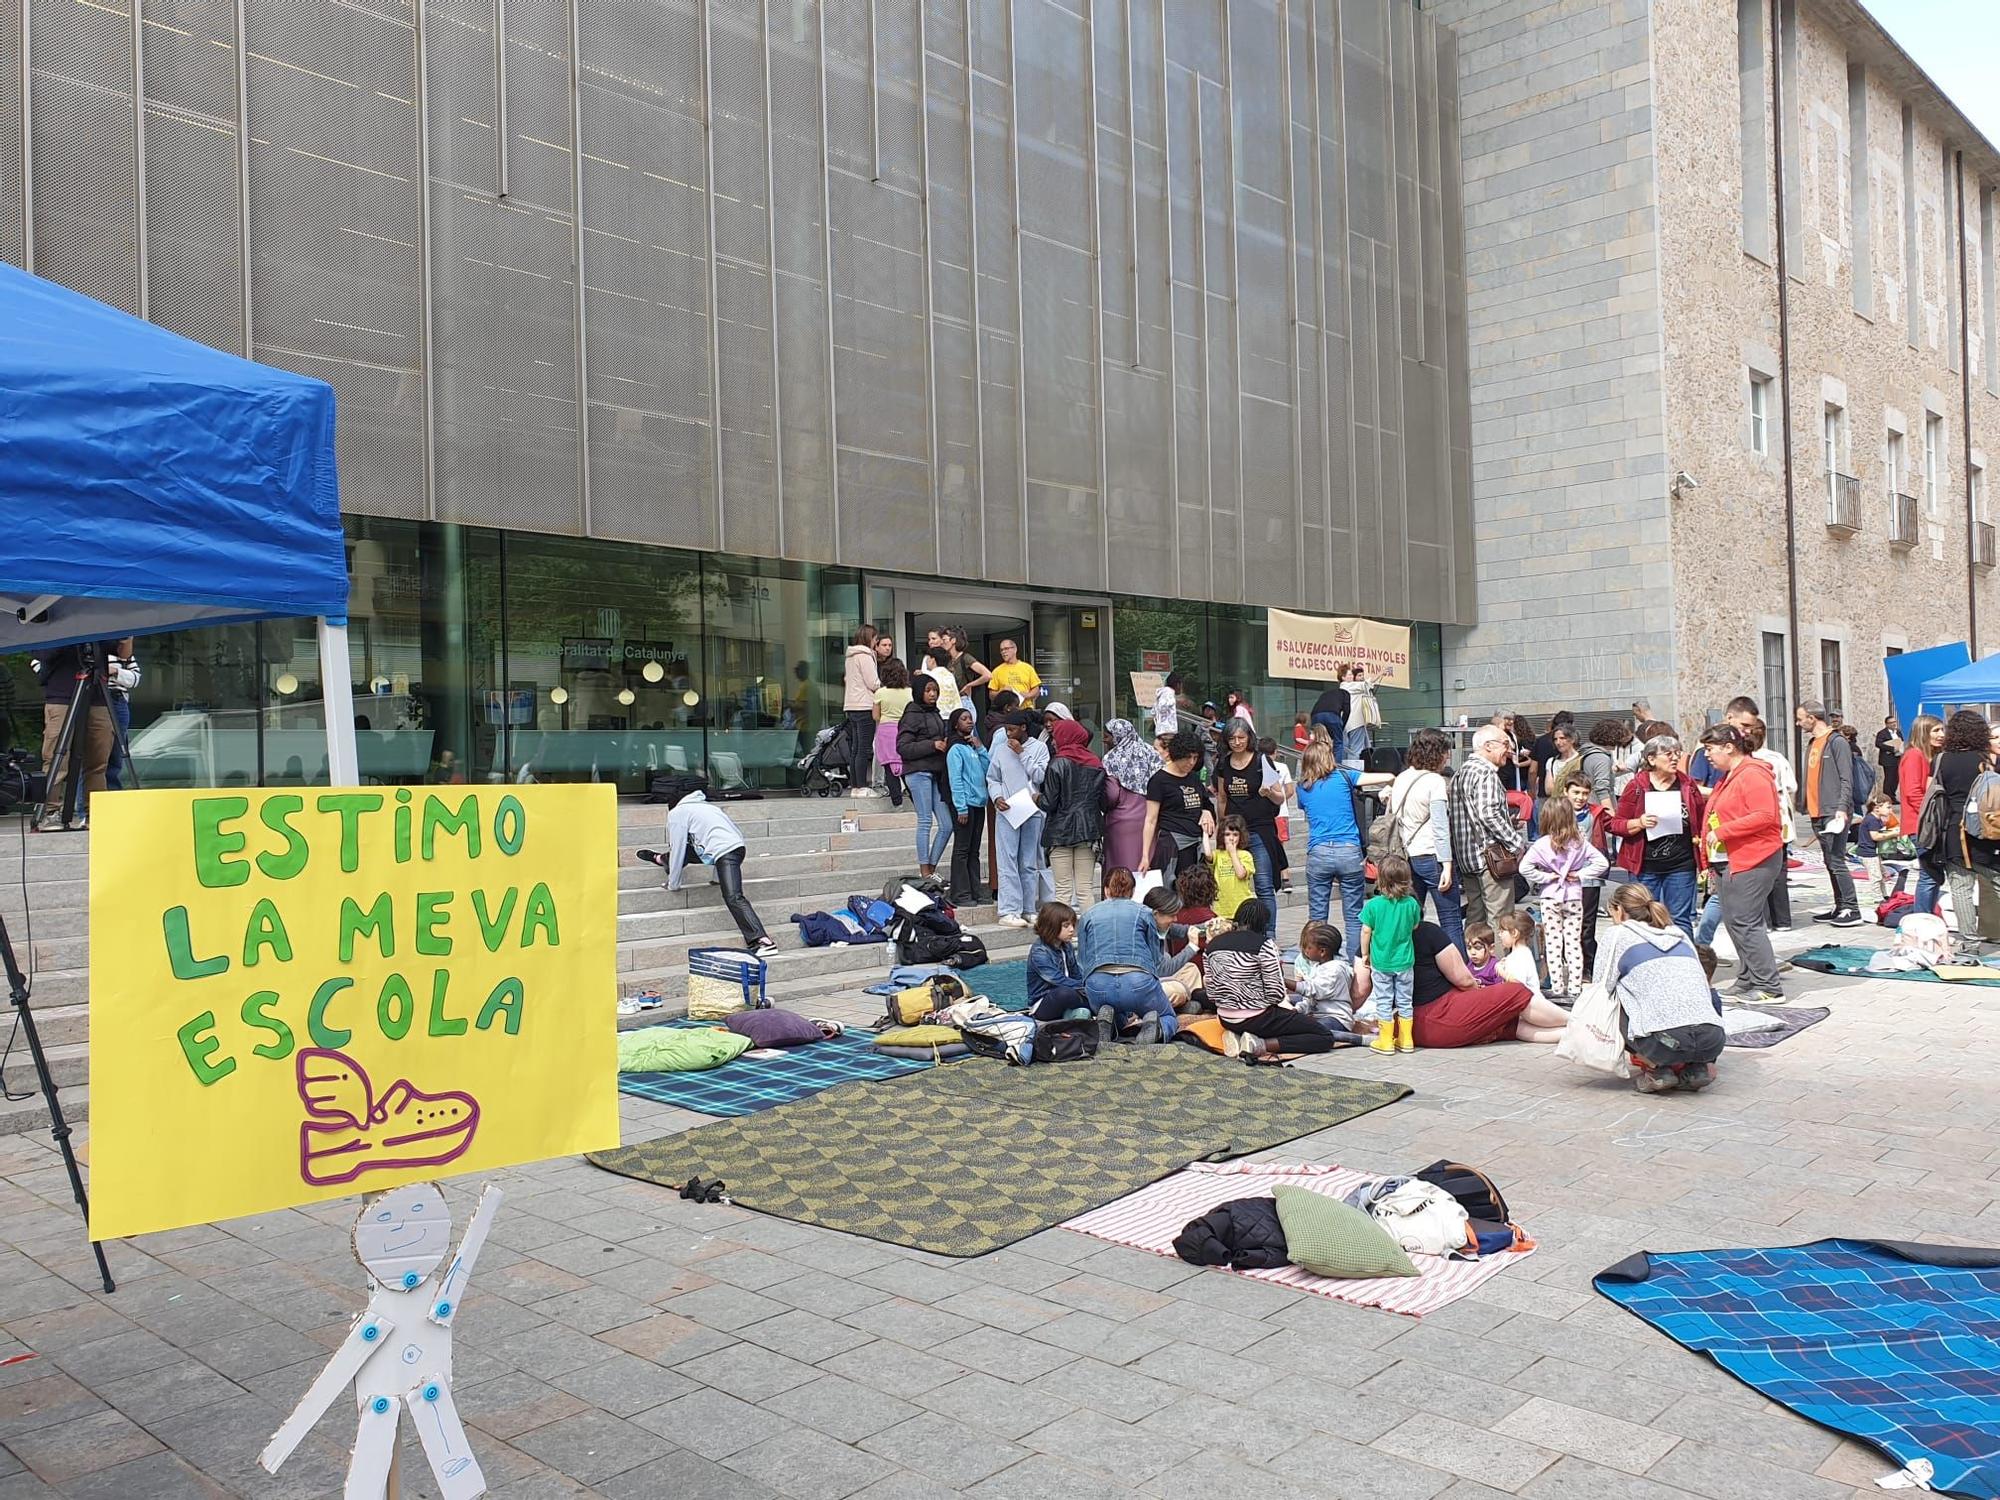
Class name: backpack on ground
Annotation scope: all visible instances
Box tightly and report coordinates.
[958,1012,1037,1065]
[882,973,970,1029]
[893,907,987,969]
[1031,1017,1099,1063]
[1965,770,2000,842]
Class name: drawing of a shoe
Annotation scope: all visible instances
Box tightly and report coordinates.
[296,1049,481,1187]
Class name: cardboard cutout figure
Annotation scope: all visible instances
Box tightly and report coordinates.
[259,1182,503,1499]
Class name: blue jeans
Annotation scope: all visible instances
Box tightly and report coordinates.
[1247,832,1278,913]
[1695,880,1725,945]
[1409,853,1465,956]
[907,771,951,868]
[1343,726,1372,768]
[1916,863,1941,914]
[1639,866,1699,936]
[1308,840,1367,960]
[1375,968,1414,1021]
[994,809,1044,919]
[1082,969,1178,1038]
[105,693,131,791]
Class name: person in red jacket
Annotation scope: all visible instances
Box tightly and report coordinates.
[1606,732,1708,935]
[1698,723,1786,1003]
[1900,714,1943,913]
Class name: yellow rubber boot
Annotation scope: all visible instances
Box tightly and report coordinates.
[1369,1023,1396,1054]
[1397,1016,1416,1053]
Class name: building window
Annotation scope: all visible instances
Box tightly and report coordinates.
[1887,428,1905,498]
[1739,0,1770,260]
[1749,374,1773,456]
[1925,414,1944,515]
[1762,631,1790,732]
[1819,640,1843,718]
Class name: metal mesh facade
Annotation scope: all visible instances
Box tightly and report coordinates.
[2,0,1472,621]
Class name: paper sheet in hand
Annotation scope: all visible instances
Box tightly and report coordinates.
[1000,796,1040,829]
[1133,870,1165,899]
[1643,790,1684,840]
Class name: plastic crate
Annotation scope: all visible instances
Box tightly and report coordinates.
[686,947,769,1020]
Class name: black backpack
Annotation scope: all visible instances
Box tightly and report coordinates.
[892,909,987,969]
[1031,1017,1098,1063]
[1414,1160,1511,1227]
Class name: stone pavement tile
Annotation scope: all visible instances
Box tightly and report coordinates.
[1138,1448,1329,1500]
[729,1426,904,1500]
[1650,1391,1841,1473]
[454,1293,554,1345]
[915,1371,1071,1441]
[590,1255,717,1304]
[176,1323,331,1383]
[510,1409,675,1486]
[1166,1269,1306,1320]
[1643,1437,1852,1500]
[628,1387,769,1460]
[488,1323,621,1379]
[928,1328,1076,1384]
[0,1283,90,1326]
[762,1272,893,1320]
[147,1394,349,1499]
[1509,1351,1680,1419]
[1491,1396,1679,1476]
[674,1341,823,1402]
[56,1450,230,1499]
[1129,1298,1279,1356]
[964,1453,1131,1499]
[1519,1455,1703,1500]
[759,1374,919,1444]
[1387,1322,1540,1382]
[599,1311,738,1367]
[1261,1291,1414,1351]
[549,1349,698,1417]
[664,1283,795,1334]
[1483,1311,1654,1371]
[714,1218,826,1255]
[1020,1406,1193,1484]
[932,1286,1068,1333]
[1025,1355,1175,1423]
[570,1204,681,1244]
[1357,1360,1531,1427]
[1619,1340,1770,1406]
[1038,1275,1174,1322]
[4,1408,159,1484]
[1242,1373,1417,1443]
[1267,1433,1456,1500]
[700,1249,811,1292]
[458,1370,592,1440]
[5,1303,133,1356]
[839,1298,980,1351]
[1240,1326,1398,1386]
[0,1474,52,1499]
[1435,1483,1515,1500]
[526,1285,661,1336]
[738,1310,876,1365]
[529,1235,643,1277]
[818,1340,967,1399]
[776,1237,899,1280]
[1129,1339,1278,1395]
[1374,1412,1558,1491]
[478,1256,595,1305]
[597,1447,779,1499]
[1067,1245,1201,1293]
[94,1360,243,1424]
[1008,1229,1104,1268]
[0,1376,103,1441]
[862,1413,1030,1488]
[42,1329,179,1389]
[855,1261,972,1306]
[1815,1436,1896,1487]
[1136,1394,1309,1464]
[959,1252,1076,1297]
[851,1469,970,1500]
[1023,1309,1170,1367]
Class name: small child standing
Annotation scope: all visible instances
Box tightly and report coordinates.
[1212,814,1260,921]
[1289,920,1356,1032]
[1495,910,1541,992]
[1519,798,1609,999]
[1561,771,1606,974]
[1359,854,1421,1054]
[1464,922,1501,985]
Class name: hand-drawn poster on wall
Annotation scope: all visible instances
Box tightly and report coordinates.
[1266,609,1413,690]
[88,786,619,1239]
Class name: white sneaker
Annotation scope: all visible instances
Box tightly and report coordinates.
[753,938,779,958]
[851,787,879,799]
[997,915,1029,929]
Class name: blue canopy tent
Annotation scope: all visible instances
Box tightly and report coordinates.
[1917,653,2000,716]
[0,261,357,782]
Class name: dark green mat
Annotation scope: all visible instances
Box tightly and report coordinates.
[588,1047,1410,1256]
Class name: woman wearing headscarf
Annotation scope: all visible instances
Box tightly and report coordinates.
[895,673,952,877]
[1040,718,1108,911]
[1101,718,1161,878]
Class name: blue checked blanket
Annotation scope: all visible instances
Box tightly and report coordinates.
[619,1021,932,1116]
[1597,1240,2000,1498]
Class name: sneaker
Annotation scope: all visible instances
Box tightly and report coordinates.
[616,993,664,1016]
[997,915,1029,929]
[1827,909,1864,927]
[1633,1068,1679,1094]
[1677,1062,1715,1093]
[753,938,779,959]
[634,848,665,867]
[1094,1006,1117,1048]
[1810,907,1838,922]
[1220,1026,1244,1058]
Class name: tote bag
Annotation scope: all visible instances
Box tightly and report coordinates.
[1554,982,1630,1077]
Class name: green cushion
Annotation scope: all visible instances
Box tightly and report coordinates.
[1272,1186,1419,1279]
[874,1025,963,1048]
[617,1026,753,1073]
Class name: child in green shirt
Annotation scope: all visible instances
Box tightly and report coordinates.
[1360,854,1421,1055]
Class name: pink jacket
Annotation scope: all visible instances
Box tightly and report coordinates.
[1519,835,1608,904]
[842,645,881,711]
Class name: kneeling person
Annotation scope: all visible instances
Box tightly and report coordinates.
[1595,883,1724,1093]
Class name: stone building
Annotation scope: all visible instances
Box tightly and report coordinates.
[1435,0,2000,736]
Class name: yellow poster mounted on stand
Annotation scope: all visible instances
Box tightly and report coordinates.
[1266,609,1413,689]
[88,785,620,1239]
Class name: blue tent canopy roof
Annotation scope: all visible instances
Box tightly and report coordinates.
[0,261,346,653]
[1918,652,2000,709]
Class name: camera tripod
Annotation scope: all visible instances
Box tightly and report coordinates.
[36,642,139,831]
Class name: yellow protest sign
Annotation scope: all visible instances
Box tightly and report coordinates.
[88,785,619,1239]
[1266,609,1413,689]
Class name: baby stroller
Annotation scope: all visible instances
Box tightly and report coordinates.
[799,718,859,797]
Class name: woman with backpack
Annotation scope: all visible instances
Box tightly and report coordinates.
[1902,714,1944,913]
[1383,729,1462,954]
[1933,709,2000,946]
[896,673,954,879]
[1040,718,1108,912]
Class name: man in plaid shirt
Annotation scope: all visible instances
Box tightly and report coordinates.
[1450,725,1527,929]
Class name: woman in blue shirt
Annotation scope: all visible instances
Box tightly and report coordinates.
[1297,735,1367,958]
[944,709,990,904]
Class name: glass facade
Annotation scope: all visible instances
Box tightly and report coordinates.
[2,523,1443,793]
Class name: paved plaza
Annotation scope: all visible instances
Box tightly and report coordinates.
[0,911,1991,1499]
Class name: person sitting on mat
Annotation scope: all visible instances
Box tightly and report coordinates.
[1075,869,1183,1044]
[1208,900,1350,1062]
[638,781,778,959]
[1027,902,1088,1021]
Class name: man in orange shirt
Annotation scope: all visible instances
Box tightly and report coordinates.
[1795,701,1861,927]
[1700,723,1788,1003]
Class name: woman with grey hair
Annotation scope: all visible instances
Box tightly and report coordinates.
[1607,730,1708,935]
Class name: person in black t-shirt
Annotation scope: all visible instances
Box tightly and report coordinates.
[1141,728,1215,884]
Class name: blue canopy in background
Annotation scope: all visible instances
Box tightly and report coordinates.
[0,260,346,654]
[1917,652,2000,715]
[1886,642,1971,731]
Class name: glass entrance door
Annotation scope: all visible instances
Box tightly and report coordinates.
[1031,602,1106,732]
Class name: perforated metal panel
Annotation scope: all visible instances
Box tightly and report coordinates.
[30,0,139,311]
[141,0,244,353]
[0,1,24,267]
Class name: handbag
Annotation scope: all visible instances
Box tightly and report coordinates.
[1554,982,1629,1077]
[1483,841,1521,880]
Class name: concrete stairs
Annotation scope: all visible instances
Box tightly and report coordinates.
[0,793,1031,1135]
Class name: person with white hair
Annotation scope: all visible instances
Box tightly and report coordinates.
[1448,724,1527,928]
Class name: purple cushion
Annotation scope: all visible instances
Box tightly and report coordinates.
[724,1008,824,1048]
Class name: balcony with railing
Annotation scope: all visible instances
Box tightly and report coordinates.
[1890,492,1920,549]
[1826,473,1861,536]
[1979,521,1996,569]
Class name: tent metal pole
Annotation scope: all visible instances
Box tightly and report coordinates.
[317,618,360,786]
